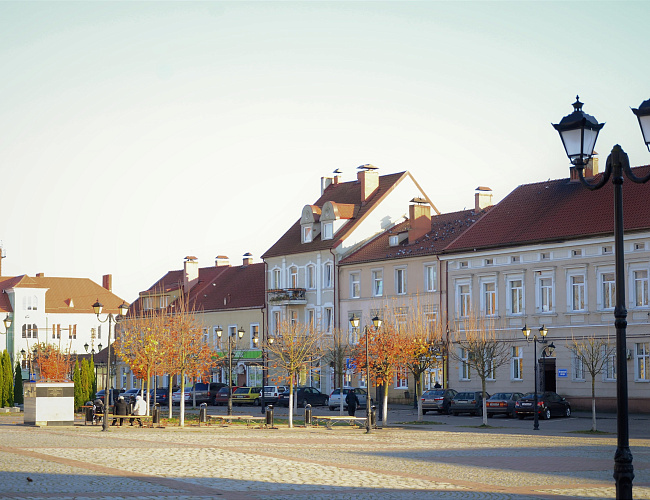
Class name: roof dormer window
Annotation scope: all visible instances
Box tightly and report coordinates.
[322,221,333,240]
[389,235,399,247]
[302,226,312,244]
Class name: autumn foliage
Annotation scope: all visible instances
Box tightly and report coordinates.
[33,342,74,382]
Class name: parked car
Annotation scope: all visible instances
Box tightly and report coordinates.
[450,391,489,416]
[149,387,171,406]
[328,387,368,411]
[172,383,224,405]
[421,388,457,415]
[95,388,124,406]
[212,386,239,406]
[278,386,329,408]
[262,385,288,405]
[232,386,263,406]
[486,392,524,418]
[122,388,143,404]
[514,391,572,420]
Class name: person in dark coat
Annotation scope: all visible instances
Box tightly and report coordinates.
[345,389,360,417]
[112,396,129,426]
[93,398,105,425]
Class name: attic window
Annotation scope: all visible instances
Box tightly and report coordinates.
[540,252,550,261]
[322,222,333,240]
[634,242,646,251]
[484,258,494,266]
[602,245,613,255]
[511,256,520,263]
[572,249,583,257]
[302,226,312,244]
[389,235,399,247]
[459,261,468,269]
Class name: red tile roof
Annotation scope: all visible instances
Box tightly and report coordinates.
[340,208,488,265]
[130,263,265,314]
[263,172,422,259]
[0,275,126,314]
[443,165,650,253]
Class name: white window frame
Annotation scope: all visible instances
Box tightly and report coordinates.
[635,343,650,382]
[324,307,333,333]
[506,276,524,316]
[273,311,281,335]
[272,268,282,289]
[567,270,587,312]
[459,347,470,381]
[572,350,585,381]
[307,265,316,289]
[480,278,497,317]
[307,309,315,328]
[323,262,333,289]
[302,225,312,244]
[395,267,407,295]
[322,221,333,240]
[631,267,649,308]
[350,272,361,299]
[600,270,616,311]
[535,271,555,314]
[603,346,616,382]
[424,264,436,292]
[456,279,471,318]
[371,269,383,297]
[289,266,298,288]
[511,346,523,381]
[394,367,408,389]
[250,324,259,349]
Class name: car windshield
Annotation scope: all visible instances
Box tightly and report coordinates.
[425,390,445,396]
[522,392,543,399]
[490,393,512,399]
[234,387,249,394]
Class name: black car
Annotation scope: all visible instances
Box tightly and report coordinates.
[277,386,329,407]
[421,388,457,414]
[149,387,171,406]
[514,391,571,420]
[95,388,124,406]
[486,392,524,418]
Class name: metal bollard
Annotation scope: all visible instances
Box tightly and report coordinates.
[152,403,160,424]
[370,405,377,428]
[304,404,312,426]
[266,405,274,427]
[199,402,208,424]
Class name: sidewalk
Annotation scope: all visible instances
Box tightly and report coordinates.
[0,410,648,500]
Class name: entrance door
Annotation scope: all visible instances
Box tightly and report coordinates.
[542,358,556,392]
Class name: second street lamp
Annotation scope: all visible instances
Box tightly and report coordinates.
[349,314,381,434]
[521,324,548,431]
[216,326,244,416]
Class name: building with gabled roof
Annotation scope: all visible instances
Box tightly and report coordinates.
[121,254,265,391]
[440,162,650,412]
[0,270,126,379]
[262,166,438,397]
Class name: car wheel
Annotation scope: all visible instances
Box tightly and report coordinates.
[543,408,551,420]
[564,407,571,418]
[511,409,517,419]
[302,399,309,408]
[422,410,427,415]
[254,399,260,406]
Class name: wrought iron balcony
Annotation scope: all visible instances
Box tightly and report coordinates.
[267,288,307,305]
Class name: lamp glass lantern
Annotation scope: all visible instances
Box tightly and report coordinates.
[3,313,11,331]
[632,99,650,151]
[552,96,604,165]
[92,300,103,316]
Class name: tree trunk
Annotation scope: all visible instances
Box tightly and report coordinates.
[591,377,597,432]
[179,371,185,427]
[416,377,423,422]
[288,383,294,428]
[481,378,488,426]
[167,381,173,419]
[382,390,388,427]
[339,370,344,415]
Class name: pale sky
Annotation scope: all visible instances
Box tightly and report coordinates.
[1,1,649,304]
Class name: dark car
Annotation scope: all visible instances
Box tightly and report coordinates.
[515,391,571,420]
[486,392,524,418]
[421,388,457,414]
[149,387,171,406]
[212,386,239,406]
[122,388,142,404]
[95,388,125,406]
[450,391,489,416]
[278,386,329,407]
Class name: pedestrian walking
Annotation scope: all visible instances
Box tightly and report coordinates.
[130,395,147,427]
[112,396,129,426]
[345,389,359,417]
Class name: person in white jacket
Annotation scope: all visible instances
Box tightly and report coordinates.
[130,395,147,427]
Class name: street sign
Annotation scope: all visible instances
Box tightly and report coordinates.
[346,357,356,370]
[558,369,568,378]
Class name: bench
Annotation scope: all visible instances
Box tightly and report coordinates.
[311,415,368,430]
[205,414,268,428]
[94,414,158,428]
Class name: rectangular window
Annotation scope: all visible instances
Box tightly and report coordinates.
[570,275,586,311]
[324,307,333,332]
[511,346,523,380]
[289,310,298,326]
[424,265,436,292]
[482,281,496,316]
[69,324,77,340]
[602,246,613,255]
[323,263,333,288]
[635,343,650,381]
[159,296,168,309]
[460,348,470,380]
[508,279,523,315]
[572,351,585,381]
[273,312,281,335]
[538,276,554,313]
[272,269,281,289]
[202,328,209,344]
[602,272,616,309]
[458,284,470,317]
[394,367,408,389]
[289,267,298,288]
[395,268,407,295]
[372,269,383,296]
[307,265,316,289]
[322,222,333,240]
[302,226,312,243]
[250,324,259,348]
[307,309,315,328]
[604,347,616,382]
[97,325,101,339]
[634,270,649,307]
[350,272,360,299]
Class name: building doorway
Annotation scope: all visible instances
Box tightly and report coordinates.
[540,358,556,392]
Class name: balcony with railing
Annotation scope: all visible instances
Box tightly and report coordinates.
[267,288,307,305]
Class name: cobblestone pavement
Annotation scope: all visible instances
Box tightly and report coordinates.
[0,409,649,500]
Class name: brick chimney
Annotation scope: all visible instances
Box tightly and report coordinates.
[183,256,199,293]
[570,155,599,182]
[320,173,341,195]
[358,166,379,205]
[102,274,112,292]
[475,186,493,211]
[215,255,230,267]
[408,202,431,242]
[242,252,253,266]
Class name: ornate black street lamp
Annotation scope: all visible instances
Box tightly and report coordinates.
[92,300,129,431]
[553,96,650,499]
[521,325,548,431]
[349,314,382,434]
[216,326,244,416]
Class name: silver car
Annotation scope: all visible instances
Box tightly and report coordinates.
[328,387,368,411]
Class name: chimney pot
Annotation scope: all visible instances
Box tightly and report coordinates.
[242,252,253,266]
[102,274,112,292]
[474,187,493,211]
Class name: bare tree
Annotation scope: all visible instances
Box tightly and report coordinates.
[266,319,325,428]
[568,334,615,432]
[451,312,511,425]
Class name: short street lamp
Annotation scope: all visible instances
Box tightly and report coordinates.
[0,314,12,334]
[349,314,382,434]
[216,326,244,416]
[92,299,129,432]
[521,325,548,431]
[553,96,650,499]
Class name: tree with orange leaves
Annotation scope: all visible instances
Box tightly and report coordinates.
[33,342,74,382]
[160,294,215,427]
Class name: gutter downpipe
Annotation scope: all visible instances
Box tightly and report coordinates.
[330,246,339,395]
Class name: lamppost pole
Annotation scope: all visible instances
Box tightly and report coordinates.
[522,325,548,431]
[216,326,244,416]
[349,314,381,434]
[553,97,650,498]
[92,300,129,432]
